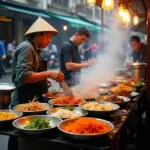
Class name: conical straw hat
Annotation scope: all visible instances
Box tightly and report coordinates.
[25,16,58,36]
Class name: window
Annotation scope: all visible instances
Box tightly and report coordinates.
[51,0,69,7]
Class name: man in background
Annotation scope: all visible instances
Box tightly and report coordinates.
[7,40,16,55]
[90,41,98,58]
[6,40,16,68]
[60,27,95,87]
[0,40,6,77]
[129,35,147,63]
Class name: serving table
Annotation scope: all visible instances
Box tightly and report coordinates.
[0,86,146,150]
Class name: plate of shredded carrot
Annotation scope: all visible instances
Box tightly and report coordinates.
[58,117,114,140]
[49,96,84,107]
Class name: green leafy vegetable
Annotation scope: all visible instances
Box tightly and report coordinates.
[65,106,74,111]
[134,82,145,87]
[24,118,51,129]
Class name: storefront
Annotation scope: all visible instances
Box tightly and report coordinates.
[0,16,13,42]
[0,2,49,44]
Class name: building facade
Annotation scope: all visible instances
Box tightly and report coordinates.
[0,0,110,48]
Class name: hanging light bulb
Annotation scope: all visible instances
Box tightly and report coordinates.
[133,12,139,26]
[122,8,130,24]
[118,3,125,19]
[102,0,114,11]
[86,0,96,6]
[146,17,148,25]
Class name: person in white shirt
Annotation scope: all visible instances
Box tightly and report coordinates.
[51,43,57,53]
[7,40,16,55]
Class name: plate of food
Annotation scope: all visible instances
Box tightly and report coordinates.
[43,91,64,100]
[0,110,23,128]
[79,101,120,117]
[114,76,129,83]
[109,84,137,97]
[99,82,113,88]
[13,115,61,135]
[47,106,88,119]
[98,88,109,95]
[83,92,98,101]
[96,95,131,107]
[49,96,84,107]
[13,101,52,115]
[73,92,98,101]
[58,117,114,140]
[124,81,145,91]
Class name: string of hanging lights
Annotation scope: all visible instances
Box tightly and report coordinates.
[102,0,114,11]
[86,0,146,26]
[118,0,125,19]
[133,11,139,26]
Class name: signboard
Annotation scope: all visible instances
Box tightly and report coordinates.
[0,16,12,22]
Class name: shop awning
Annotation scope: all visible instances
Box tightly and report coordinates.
[0,3,49,18]
[47,13,109,32]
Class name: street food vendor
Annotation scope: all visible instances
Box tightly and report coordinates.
[60,27,95,87]
[10,17,64,108]
[129,35,147,63]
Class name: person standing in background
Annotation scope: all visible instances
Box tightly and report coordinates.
[0,40,6,77]
[42,43,51,61]
[6,40,17,68]
[51,43,58,54]
[7,40,16,56]
[129,35,147,63]
[90,41,98,58]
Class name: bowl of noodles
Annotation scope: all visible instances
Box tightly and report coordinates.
[109,84,137,97]
[13,102,52,115]
[79,101,120,117]
[0,109,23,128]
[58,117,114,140]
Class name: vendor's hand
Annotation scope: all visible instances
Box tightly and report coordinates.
[49,71,64,82]
[56,71,64,82]
[47,80,52,87]
[1,55,6,60]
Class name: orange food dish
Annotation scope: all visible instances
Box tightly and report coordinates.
[0,112,16,120]
[63,118,111,135]
[45,92,64,98]
[51,96,82,105]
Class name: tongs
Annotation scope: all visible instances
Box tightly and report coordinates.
[60,80,74,97]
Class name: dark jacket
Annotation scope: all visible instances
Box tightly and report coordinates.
[132,43,147,63]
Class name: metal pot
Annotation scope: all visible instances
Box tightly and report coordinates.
[0,83,15,109]
[131,63,146,82]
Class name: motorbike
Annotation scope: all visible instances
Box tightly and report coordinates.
[49,52,59,68]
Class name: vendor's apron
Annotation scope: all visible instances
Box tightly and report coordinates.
[17,42,48,104]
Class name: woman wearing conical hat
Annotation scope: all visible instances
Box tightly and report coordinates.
[10,16,64,107]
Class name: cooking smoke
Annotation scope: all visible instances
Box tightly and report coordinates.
[80,13,130,86]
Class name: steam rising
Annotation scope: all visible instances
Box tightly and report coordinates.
[80,14,130,86]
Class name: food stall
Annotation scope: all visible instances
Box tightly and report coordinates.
[0,81,146,150]
[0,0,149,150]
